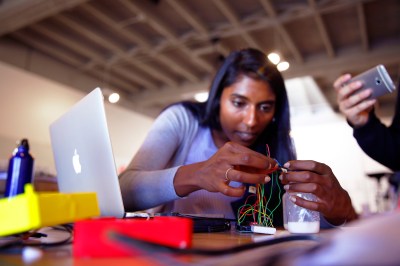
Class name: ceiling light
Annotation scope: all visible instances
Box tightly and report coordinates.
[108,92,120,103]
[267,53,280,65]
[194,92,208,102]
[277,61,290,71]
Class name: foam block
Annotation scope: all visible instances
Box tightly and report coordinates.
[251,225,276,235]
[73,216,193,258]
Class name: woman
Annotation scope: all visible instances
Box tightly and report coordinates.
[119,48,357,226]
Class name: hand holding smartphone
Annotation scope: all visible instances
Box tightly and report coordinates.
[345,64,396,99]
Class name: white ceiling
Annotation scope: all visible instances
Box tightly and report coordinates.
[0,0,399,118]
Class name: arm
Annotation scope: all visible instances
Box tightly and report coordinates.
[335,74,400,170]
[353,110,400,171]
[119,105,193,211]
[173,142,278,197]
[280,160,358,226]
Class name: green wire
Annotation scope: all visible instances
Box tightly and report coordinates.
[236,157,284,228]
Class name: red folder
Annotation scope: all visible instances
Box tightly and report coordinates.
[73,216,193,258]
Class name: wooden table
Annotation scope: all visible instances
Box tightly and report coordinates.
[0,226,320,266]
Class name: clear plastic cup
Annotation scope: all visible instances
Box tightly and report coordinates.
[282,192,288,230]
[286,193,320,234]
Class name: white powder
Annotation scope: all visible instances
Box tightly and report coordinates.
[287,221,320,233]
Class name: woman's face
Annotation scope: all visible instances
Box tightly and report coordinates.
[216,75,276,147]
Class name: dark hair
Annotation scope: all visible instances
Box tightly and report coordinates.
[180,48,296,163]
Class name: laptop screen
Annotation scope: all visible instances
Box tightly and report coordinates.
[49,88,125,218]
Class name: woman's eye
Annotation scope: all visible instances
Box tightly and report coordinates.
[232,100,245,107]
[260,104,273,112]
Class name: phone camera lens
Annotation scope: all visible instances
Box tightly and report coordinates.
[375,78,381,85]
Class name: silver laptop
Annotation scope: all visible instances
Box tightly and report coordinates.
[49,88,132,218]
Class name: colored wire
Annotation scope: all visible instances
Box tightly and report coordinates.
[237,144,283,228]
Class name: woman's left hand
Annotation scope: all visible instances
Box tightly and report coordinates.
[279,160,358,225]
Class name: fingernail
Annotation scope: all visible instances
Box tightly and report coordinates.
[283,162,290,168]
[265,175,271,183]
[289,196,296,203]
[279,174,283,181]
[284,185,289,190]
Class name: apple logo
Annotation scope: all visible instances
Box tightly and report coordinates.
[72,148,82,174]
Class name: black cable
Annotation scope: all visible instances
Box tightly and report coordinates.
[167,212,236,221]
[108,231,321,256]
[0,238,23,250]
[0,225,73,251]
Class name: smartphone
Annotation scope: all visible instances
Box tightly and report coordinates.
[346,64,396,99]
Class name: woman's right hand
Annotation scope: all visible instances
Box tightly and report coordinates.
[173,141,278,197]
[333,74,376,127]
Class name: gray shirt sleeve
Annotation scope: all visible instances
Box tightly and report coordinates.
[118,105,198,211]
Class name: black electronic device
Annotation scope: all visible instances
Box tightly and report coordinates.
[162,212,232,233]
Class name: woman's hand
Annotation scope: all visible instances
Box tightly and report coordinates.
[174,141,278,197]
[333,74,376,128]
[280,160,358,225]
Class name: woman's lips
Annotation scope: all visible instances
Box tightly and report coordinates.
[235,131,258,142]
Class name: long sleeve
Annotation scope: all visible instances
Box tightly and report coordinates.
[118,105,199,211]
[353,90,400,171]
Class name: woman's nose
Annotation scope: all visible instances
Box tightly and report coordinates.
[243,106,257,127]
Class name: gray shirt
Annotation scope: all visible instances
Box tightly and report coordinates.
[119,104,240,218]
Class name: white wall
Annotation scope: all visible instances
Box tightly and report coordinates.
[0,61,154,175]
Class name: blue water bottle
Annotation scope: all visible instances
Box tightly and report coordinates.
[4,139,35,197]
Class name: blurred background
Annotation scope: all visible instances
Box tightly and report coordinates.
[0,0,399,213]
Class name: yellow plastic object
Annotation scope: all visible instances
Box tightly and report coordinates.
[0,184,100,236]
